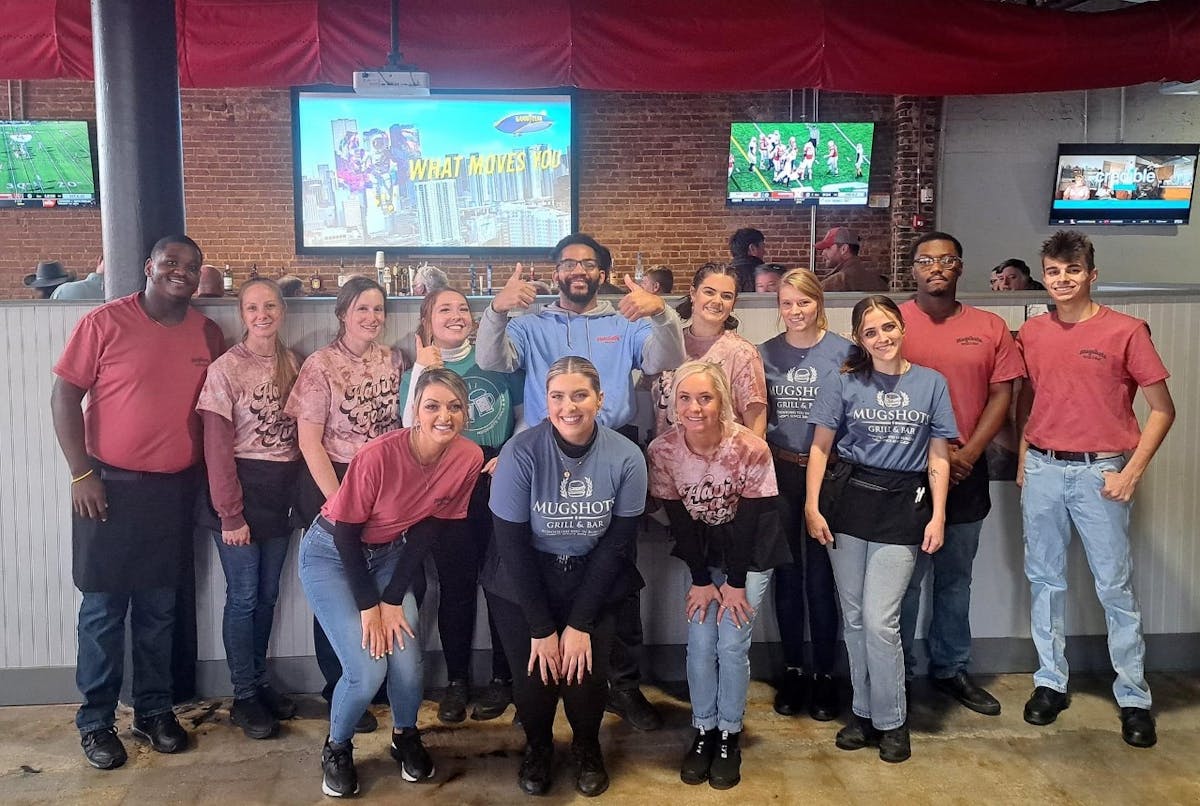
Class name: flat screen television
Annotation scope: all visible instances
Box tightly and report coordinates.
[292,88,575,255]
[727,121,875,206]
[1049,144,1198,226]
[0,120,99,208]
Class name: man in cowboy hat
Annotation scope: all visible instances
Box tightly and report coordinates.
[24,260,76,299]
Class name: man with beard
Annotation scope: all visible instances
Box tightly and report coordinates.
[477,232,685,733]
[896,231,1025,718]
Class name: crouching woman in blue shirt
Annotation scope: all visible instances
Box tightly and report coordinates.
[482,355,647,798]
[805,295,957,763]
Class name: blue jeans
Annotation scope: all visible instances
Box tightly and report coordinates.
[1021,450,1150,708]
[899,519,984,679]
[687,568,772,733]
[75,587,176,733]
[298,521,423,744]
[211,529,291,700]
[827,535,918,731]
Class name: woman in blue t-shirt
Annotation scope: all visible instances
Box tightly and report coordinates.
[805,295,958,764]
[399,287,524,724]
[482,356,647,798]
[758,268,854,721]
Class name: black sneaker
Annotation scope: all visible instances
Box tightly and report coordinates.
[679,727,718,785]
[605,686,663,731]
[1023,686,1069,726]
[878,723,911,763]
[321,736,359,797]
[518,742,554,796]
[354,709,378,734]
[131,711,188,754]
[438,680,469,724]
[390,727,435,782]
[571,741,609,797]
[472,678,513,721]
[835,715,881,751]
[708,730,741,790]
[81,726,127,770]
[231,695,279,739]
[809,675,841,721]
[773,668,808,716]
[257,684,297,720]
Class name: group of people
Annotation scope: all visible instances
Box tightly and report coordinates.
[51,227,1173,797]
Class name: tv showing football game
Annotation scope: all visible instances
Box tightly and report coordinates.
[727,121,875,206]
[1049,144,1198,226]
[0,120,99,208]
[292,88,575,254]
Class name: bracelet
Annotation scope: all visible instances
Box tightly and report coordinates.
[70,468,95,484]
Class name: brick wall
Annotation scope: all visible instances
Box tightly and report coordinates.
[0,80,939,298]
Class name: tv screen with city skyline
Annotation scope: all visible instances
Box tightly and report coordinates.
[292,88,575,255]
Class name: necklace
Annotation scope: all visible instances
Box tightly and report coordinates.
[556,446,588,480]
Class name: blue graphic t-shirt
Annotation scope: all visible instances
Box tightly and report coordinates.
[489,421,647,555]
[759,331,855,454]
[808,364,958,472]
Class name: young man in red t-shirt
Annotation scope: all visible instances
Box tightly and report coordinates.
[52,235,225,770]
[1016,230,1175,748]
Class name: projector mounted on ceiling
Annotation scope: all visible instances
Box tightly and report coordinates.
[353,70,430,96]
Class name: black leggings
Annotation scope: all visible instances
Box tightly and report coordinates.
[487,590,616,749]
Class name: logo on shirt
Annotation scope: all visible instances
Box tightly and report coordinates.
[560,475,595,499]
[596,335,620,344]
[1080,348,1107,361]
[250,381,296,447]
[876,389,911,409]
[786,366,817,384]
[684,472,744,526]
[956,336,983,346]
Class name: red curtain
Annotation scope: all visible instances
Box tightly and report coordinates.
[1,0,1198,94]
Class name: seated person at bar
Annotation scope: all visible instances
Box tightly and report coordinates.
[482,356,647,797]
[638,266,675,296]
[753,263,786,294]
[25,259,76,299]
[299,368,482,797]
[993,258,1045,291]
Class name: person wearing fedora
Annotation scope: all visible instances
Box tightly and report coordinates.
[51,235,225,770]
[816,228,888,293]
[25,260,76,299]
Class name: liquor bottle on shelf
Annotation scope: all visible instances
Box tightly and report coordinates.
[635,251,644,282]
[468,263,477,295]
[337,259,347,288]
[222,264,233,294]
[310,270,323,292]
[485,264,494,295]
[249,263,259,279]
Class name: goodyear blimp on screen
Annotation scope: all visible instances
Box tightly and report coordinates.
[494,112,554,135]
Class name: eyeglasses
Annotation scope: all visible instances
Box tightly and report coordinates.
[913,255,963,268]
[556,259,599,272]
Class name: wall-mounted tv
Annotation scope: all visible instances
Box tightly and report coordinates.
[1049,143,1198,226]
[292,88,575,255]
[0,120,99,208]
[727,121,874,206]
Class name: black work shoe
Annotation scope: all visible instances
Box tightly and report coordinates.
[773,668,809,716]
[878,723,911,763]
[835,715,882,751]
[257,684,297,720]
[707,730,741,790]
[354,709,378,734]
[605,686,663,731]
[131,711,188,754]
[1023,686,1069,726]
[321,736,359,797]
[472,678,513,721]
[390,727,435,782]
[572,742,609,797]
[81,726,127,770]
[1119,707,1157,748]
[679,727,718,784]
[231,695,280,739]
[809,674,841,721]
[932,671,1002,716]
[518,742,554,796]
[438,680,469,724]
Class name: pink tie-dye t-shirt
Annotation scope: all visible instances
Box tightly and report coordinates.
[653,329,767,435]
[196,343,300,461]
[648,422,778,526]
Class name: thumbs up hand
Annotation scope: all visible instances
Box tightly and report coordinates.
[414,333,443,369]
[491,263,537,313]
[618,273,667,321]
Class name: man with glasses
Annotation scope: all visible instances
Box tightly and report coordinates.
[477,232,685,731]
[898,231,1025,718]
[816,227,888,291]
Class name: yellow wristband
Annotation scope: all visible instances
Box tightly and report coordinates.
[71,468,95,484]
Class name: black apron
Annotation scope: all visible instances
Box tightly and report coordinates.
[197,458,301,541]
[946,453,991,525]
[829,464,931,546]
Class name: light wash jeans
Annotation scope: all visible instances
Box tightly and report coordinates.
[899,519,984,679]
[827,534,919,731]
[1021,450,1150,708]
[299,520,423,744]
[687,568,772,733]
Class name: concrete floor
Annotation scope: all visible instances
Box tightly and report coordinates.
[1,673,1198,805]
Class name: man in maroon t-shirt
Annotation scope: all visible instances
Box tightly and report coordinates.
[1016,230,1174,749]
[52,235,224,770]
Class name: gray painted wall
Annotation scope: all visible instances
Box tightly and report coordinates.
[939,83,1200,291]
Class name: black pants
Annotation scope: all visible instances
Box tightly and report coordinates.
[431,471,511,684]
[487,586,616,749]
[772,459,840,674]
[609,422,645,690]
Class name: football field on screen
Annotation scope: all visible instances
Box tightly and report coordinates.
[728,121,874,194]
[0,121,95,195]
